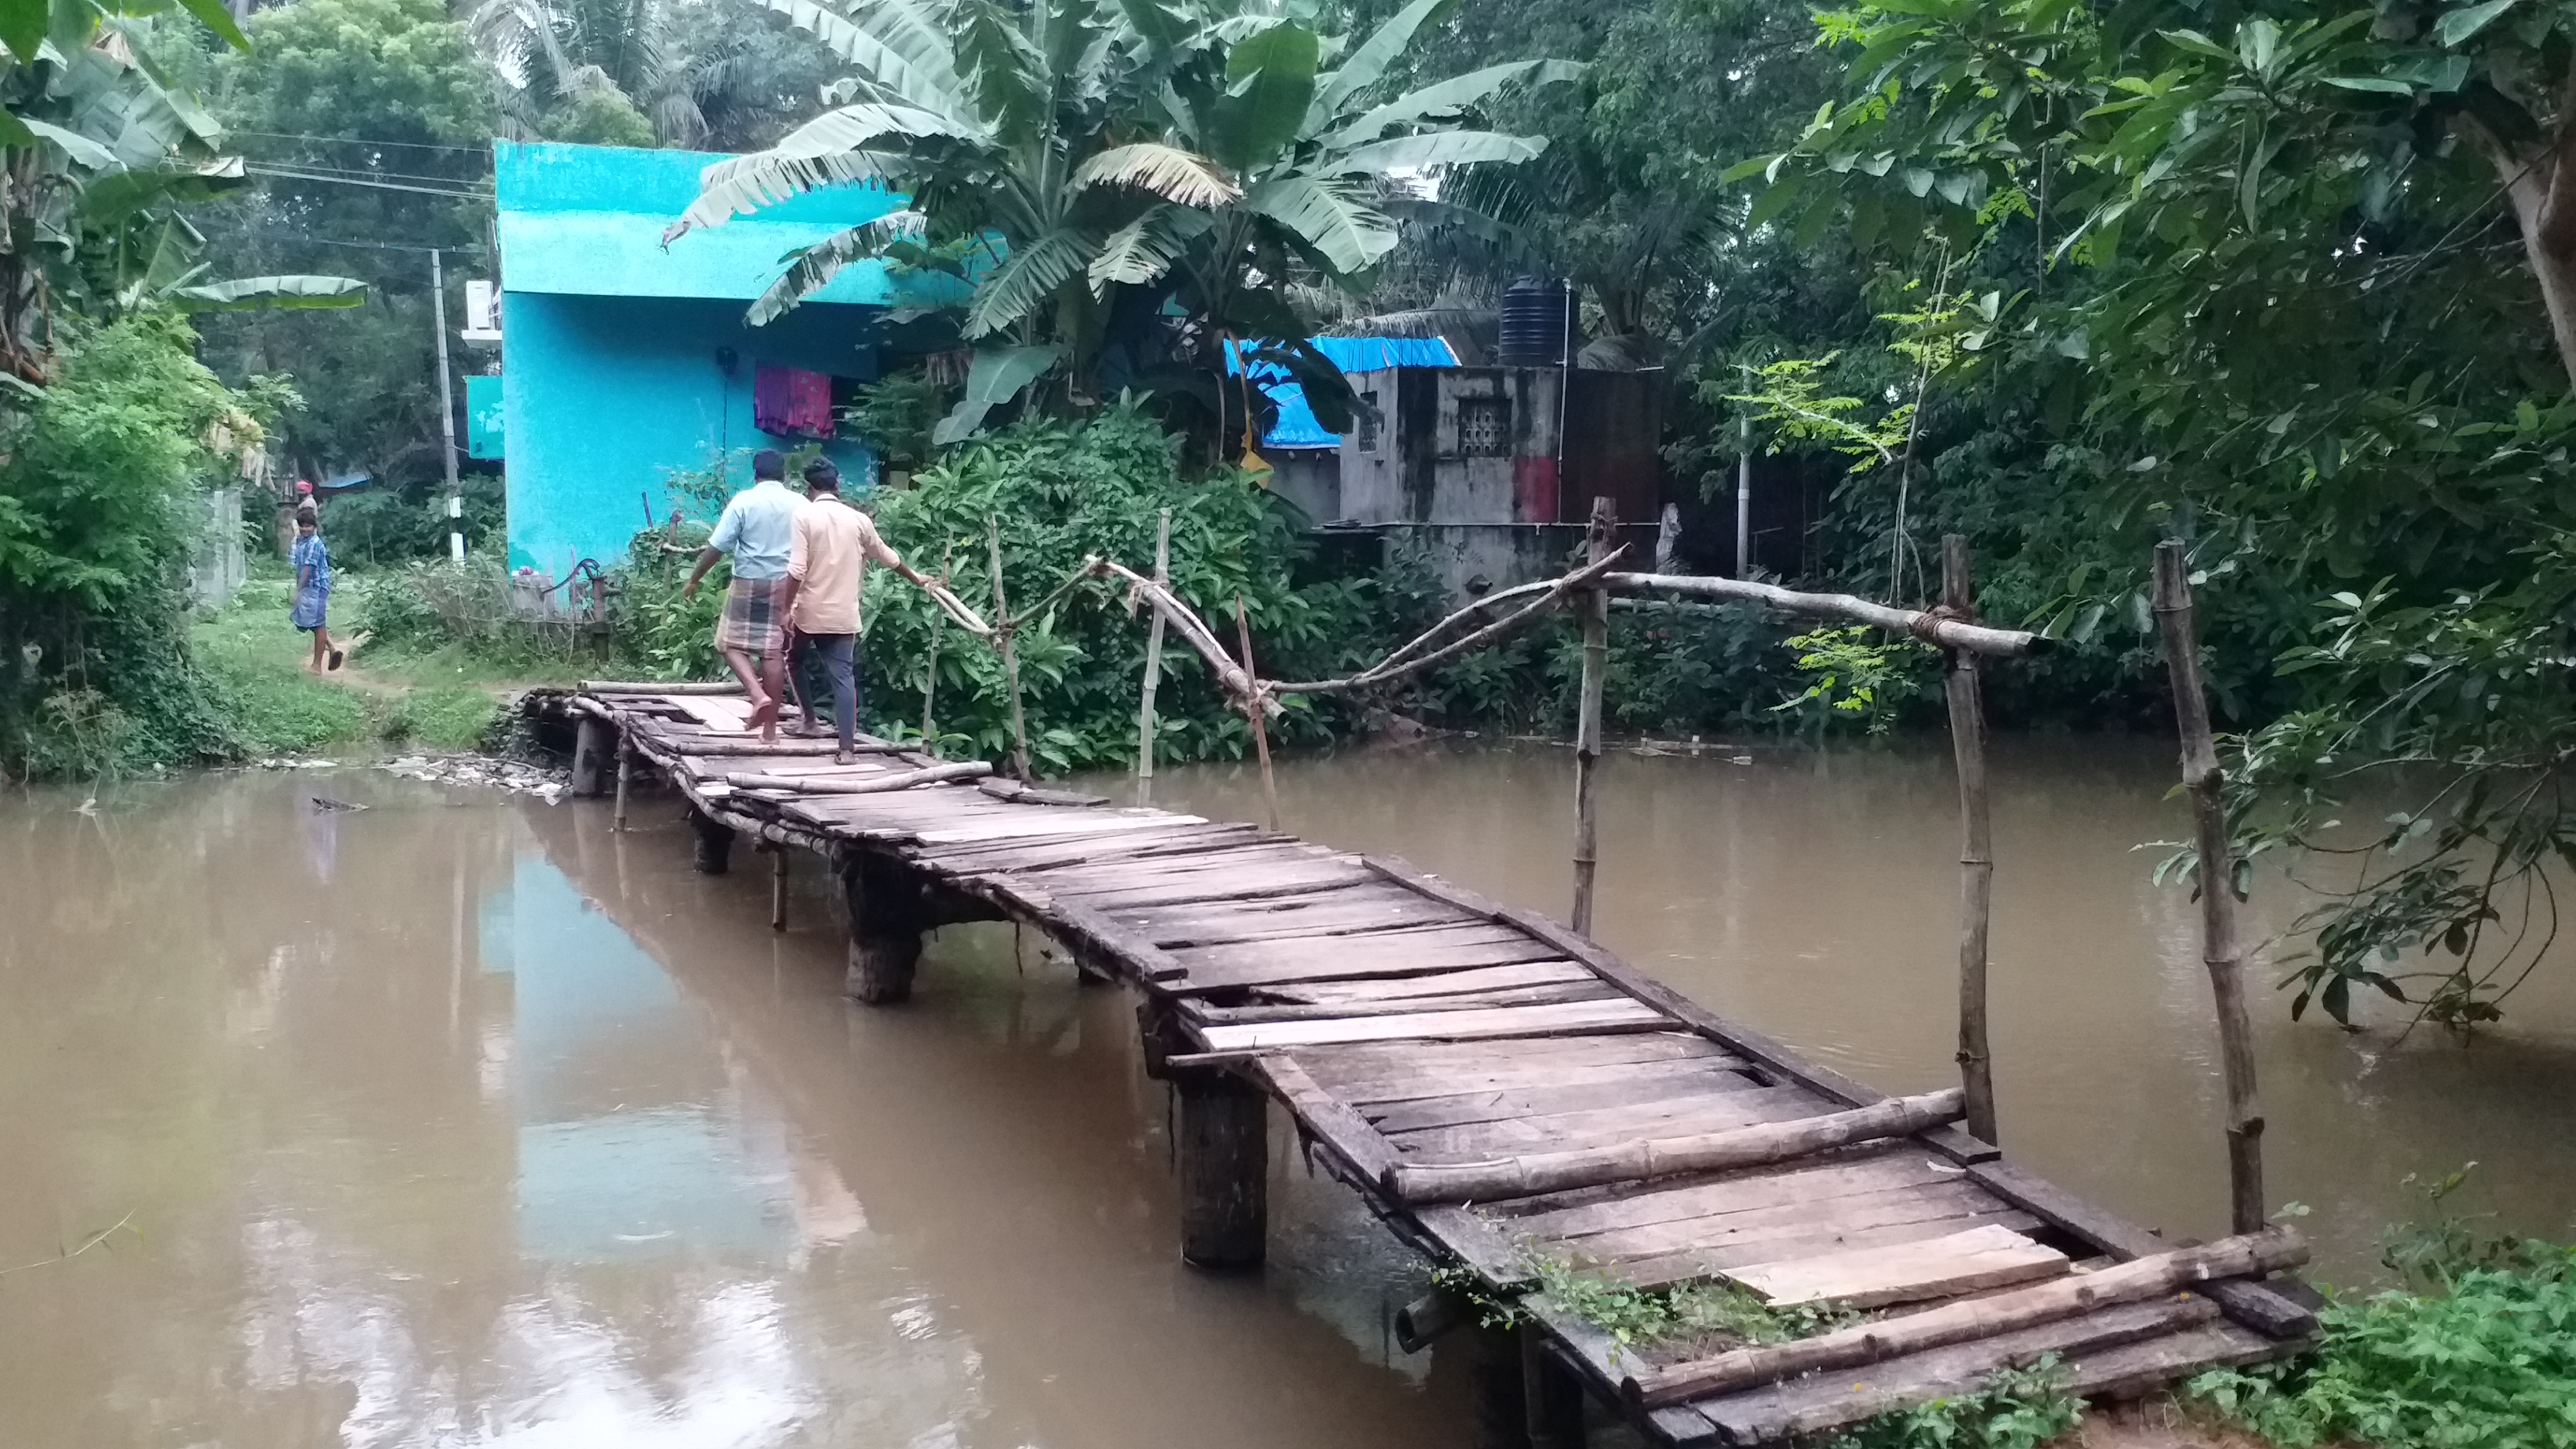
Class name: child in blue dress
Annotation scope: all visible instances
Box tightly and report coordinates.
[290,508,342,671]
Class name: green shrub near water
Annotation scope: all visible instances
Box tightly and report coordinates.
[1,316,294,776]
[2189,1240,2576,1449]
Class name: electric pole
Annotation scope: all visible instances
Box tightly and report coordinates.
[430,247,464,564]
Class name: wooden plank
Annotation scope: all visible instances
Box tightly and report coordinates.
[1388,1090,1963,1206]
[1169,930,1566,992]
[1964,1161,2321,1339]
[1267,960,1599,1004]
[671,695,756,731]
[1131,892,1475,947]
[1059,863,1381,912]
[1257,1056,1401,1185]
[1726,1224,2068,1309]
[1298,1032,1730,1100]
[1569,1181,2008,1266]
[1192,982,1620,1025]
[1609,1212,2047,1291]
[2057,1319,2305,1401]
[1499,1150,1960,1239]
[1359,1059,1765,1133]
[1360,855,2007,1166]
[1392,1086,1821,1162]
[1415,1205,1536,1285]
[1035,841,1341,887]
[1197,998,1669,1052]
[912,811,1204,846]
[1688,1298,2223,1443]
[912,821,1263,871]
[1623,1229,2308,1409]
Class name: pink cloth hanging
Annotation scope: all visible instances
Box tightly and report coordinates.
[753,365,834,439]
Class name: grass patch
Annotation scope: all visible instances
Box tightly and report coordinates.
[385,685,503,751]
[192,576,374,754]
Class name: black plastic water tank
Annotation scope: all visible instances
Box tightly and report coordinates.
[1498,277,1574,366]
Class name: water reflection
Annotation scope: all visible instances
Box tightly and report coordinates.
[0,771,1462,1449]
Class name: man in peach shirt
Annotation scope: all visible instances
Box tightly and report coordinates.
[773,458,930,760]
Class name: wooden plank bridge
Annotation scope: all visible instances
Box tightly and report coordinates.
[534,685,2319,1447]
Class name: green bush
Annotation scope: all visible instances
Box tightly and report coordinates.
[2189,1242,2576,1449]
[0,316,287,776]
[849,401,1393,772]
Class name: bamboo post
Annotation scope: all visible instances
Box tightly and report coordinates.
[1136,509,1171,803]
[1234,593,1281,833]
[1942,535,1999,1145]
[767,841,788,931]
[988,515,1033,781]
[921,542,950,749]
[611,731,632,832]
[2152,540,2267,1235]
[1571,496,1615,935]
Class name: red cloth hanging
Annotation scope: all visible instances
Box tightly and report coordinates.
[753,365,834,439]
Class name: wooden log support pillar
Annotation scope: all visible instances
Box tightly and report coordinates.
[611,733,633,831]
[2152,539,2267,1234]
[989,515,1033,782]
[1941,535,1999,1145]
[768,842,789,931]
[1234,594,1282,833]
[1570,496,1616,936]
[1135,508,1170,806]
[1175,1068,1267,1269]
[572,716,611,798]
[688,809,734,874]
[839,851,925,1004]
[1521,1325,1589,1449]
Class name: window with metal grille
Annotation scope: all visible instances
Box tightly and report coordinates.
[1356,391,1380,451]
[1457,396,1509,455]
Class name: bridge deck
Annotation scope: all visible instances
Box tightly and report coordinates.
[541,687,2314,1446]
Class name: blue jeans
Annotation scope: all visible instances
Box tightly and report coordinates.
[791,632,861,752]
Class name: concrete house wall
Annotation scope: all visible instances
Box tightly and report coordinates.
[495,142,921,580]
[1334,366,1662,599]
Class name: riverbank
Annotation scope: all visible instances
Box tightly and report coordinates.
[184,571,573,762]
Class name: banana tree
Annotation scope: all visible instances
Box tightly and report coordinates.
[666,0,1576,444]
[0,0,359,386]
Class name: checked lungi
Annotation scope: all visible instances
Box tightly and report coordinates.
[715,575,787,655]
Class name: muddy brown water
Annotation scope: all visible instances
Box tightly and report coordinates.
[3,738,2572,1447]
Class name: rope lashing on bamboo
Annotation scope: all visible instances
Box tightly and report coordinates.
[1907,601,1973,645]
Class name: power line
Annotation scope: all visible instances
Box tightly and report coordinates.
[246,165,492,200]
[233,227,468,255]
[232,129,493,154]
[241,157,492,187]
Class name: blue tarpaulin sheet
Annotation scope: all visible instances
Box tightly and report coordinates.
[1224,336,1459,448]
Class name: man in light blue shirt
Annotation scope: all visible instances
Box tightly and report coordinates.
[683,448,807,731]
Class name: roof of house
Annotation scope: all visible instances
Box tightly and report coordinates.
[1227,336,1460,448]
[495,141,910,306]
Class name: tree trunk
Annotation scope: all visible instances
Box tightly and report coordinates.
[2484,127,2576,388]
[2151,542,2267,1235]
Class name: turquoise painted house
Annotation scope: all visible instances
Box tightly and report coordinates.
[495,141,922,580]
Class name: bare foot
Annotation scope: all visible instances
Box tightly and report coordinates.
[834,750,856,766]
